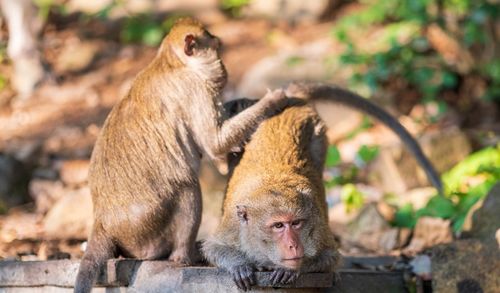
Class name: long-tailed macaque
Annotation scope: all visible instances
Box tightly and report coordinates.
[203,83,442,291]
[74,18,287,293]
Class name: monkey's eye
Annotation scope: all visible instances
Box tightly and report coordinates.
[291,220,302,229]
[272,222,285,231]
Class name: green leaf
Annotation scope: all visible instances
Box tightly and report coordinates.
[341,184,365,212]
[355,145,380,165]
[424,195,456,219]
[325,145,341,167]
[285,56,304,67]
[443,146,500,193]
[394,203,416,228]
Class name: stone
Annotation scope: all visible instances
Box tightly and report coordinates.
[29,179,66,214]
[43,187,93,240]
[470,183,500,244]
[404,217,453,255]
[0,259,407,292]
[59,160,90,187]
[431,239,499,293]
[237,39,338,99]
[369,126,470,193]
[344,204,400,253]
[54,38,99,73]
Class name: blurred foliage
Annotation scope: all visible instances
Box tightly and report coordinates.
[341,183,365,212]
[393,145,500,232]
[0,43,6,91]
[220,0,250,17]
[354,145,379,167]
[332,0,499,103]
[91,1,188,47]
[120,15,166,46]
[324,144,380,209]
[346,116,374,139]
[325,145,342,168]
[285,56,305,67]
[33,0,67,20]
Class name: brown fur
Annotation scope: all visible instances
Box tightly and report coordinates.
[204,83,442,291]
[74,18,287,293]
[203,100,340,290]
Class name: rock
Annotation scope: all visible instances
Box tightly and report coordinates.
[410,255,431,280]
[399,187,437,210]
[59,160,90,187]
[0,209,42,243]
[29,179,66,214]
[54,38,99,73]
[369,126,470,193]
[344,204,401,253]
[237,39,338,99]
[377,202,395,222]
[243,0,331,23]
[42,126,97,158]
[404,217,453,255]
[43,187,93,240]
[470,183,500,243]
[431,239,499,293]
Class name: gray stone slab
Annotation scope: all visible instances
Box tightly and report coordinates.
[0,259,407,292]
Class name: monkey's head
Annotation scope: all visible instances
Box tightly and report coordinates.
[235,180,324,271]
[160,18,226,85]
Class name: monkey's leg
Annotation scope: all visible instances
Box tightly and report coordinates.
[74,225,115,293]
[168,183,202,264]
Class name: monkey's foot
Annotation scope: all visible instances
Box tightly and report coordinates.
[167,251,193,266]
[231,265,255,291]
[270,268,299,286]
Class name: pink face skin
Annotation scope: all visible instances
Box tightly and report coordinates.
[267,214,305,270]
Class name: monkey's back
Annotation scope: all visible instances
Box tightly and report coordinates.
[224,102,328,219]
[87,88,202,253]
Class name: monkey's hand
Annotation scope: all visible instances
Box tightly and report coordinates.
[260,89,288,115]
[270,268,299,286]
[230,264,255,291]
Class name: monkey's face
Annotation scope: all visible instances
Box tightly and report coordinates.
[236,195,317,271]
[263,213,305,269]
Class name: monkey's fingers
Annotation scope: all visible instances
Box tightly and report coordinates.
[271,268,299,285]
[232,265,254,291]
[270,269,286,285]
[261,89,287,113]
[283,271,299,284]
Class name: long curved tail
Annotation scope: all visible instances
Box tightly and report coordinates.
[286,82,443,193]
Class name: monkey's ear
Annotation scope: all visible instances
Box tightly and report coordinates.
[184,34,195,56]
[236,205,248,224]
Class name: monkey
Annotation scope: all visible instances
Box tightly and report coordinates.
[203,82,442,291]
[74,18,288,293]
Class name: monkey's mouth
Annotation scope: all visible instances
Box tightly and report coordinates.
[281,257,303,268]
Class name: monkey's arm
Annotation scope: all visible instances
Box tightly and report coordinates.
[203,237,250,269]
[205,90,287,158]
[203,239,256,290]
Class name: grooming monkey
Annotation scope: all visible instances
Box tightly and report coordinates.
[203,83,442,291]
[74,18,287,293]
